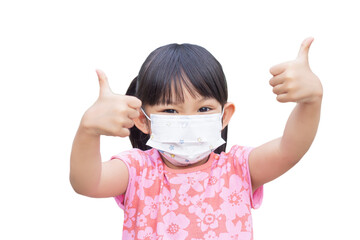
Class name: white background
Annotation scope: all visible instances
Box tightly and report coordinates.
[1,0,359,239]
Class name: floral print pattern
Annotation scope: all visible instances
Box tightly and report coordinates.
[157,212,190,240]
[169,171,209,194]
[111,145,263,239]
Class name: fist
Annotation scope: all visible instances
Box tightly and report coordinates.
[269,37,323,104]
[81,69,142,137]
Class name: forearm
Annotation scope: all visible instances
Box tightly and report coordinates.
[70,126,102,196]
[279,97,322,164]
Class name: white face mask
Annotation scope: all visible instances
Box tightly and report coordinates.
[141,109,226,166]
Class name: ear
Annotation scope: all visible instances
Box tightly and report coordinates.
[133,110,151,134]
[222,102,235,130]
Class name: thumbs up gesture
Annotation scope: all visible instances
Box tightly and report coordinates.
[80,70,142,137]
[269,37,323,103]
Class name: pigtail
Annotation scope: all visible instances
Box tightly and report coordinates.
[126,77,151,151]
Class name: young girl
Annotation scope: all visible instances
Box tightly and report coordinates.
[70,38,322,239]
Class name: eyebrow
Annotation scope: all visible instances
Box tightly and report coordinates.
[162,96,215,106]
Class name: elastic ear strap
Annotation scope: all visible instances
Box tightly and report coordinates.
[141,108,151,121]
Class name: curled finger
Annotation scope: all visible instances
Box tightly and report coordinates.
[269,62,287,76]
[127,96,142,109]
[122,118,135,129]
[128,108,140,119]
[269,75,285,87]
[276,94,290,103]
[118,128,131,138]
[272,84,287,95]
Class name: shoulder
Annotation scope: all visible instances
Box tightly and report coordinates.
[224,145,253,164]
[218,145,254,179]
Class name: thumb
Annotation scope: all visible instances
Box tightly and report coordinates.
[96,69,112,96]
[297,37,314,62]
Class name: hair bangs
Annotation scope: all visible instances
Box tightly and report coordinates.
[136,43,228,106]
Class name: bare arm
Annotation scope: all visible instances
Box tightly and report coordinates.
[70,127,129,198]
[249,37,323,193]
[70,70,141,198]
[250,99,321,192]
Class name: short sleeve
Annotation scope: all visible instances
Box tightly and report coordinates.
[243,146,263,209]
[232,145,264,209]
[110,148,145,210]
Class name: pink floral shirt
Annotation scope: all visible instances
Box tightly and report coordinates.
[111,145,263,240]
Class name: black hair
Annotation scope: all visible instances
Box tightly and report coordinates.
[125,43,228,154]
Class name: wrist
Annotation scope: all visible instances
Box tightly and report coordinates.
[298,82,323,105]
[79,117,101,138]
[299,94,323,105]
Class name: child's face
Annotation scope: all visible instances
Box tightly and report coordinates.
[134,87,235,169]
[148,88,223,169]
[136,86,235,134]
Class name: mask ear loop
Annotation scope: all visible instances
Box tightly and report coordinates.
[141,108,151,121]
[221,107,225,118]
[220,106,226,129]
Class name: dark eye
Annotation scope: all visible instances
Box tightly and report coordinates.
[163,109,177,114]
[198,107,211,112]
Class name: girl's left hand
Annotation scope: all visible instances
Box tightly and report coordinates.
[269,37,323,104]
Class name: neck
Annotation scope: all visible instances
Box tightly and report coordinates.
[160,154,210,170]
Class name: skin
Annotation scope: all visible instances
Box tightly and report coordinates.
[70,37,322,198]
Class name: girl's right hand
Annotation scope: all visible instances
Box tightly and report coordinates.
[80,69,142,137]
